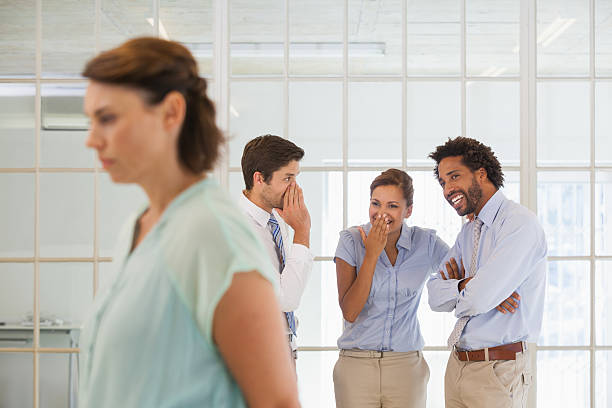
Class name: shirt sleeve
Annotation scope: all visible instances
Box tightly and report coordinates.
[278,242,314,312]
[454,214,547,318]
[429,232,450,271]
[164,199,278,348]
[334,229,357,267]
[427,230,464,313]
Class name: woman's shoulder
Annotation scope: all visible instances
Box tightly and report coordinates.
[167,183,259,252]
[339,225,366,243]
[406,225,440,239]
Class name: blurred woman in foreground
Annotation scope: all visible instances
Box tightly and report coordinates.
[79,37,299,408]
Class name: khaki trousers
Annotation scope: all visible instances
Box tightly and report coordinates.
[333,349,430,408]
[444,347,533,408]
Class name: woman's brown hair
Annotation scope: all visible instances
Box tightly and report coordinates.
[82,37,223,173]
[370,169,414,207]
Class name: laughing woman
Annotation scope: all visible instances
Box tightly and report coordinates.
[79,38,298,408]
[333,169,450,408]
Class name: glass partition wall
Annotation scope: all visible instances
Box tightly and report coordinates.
[0,0,610,407]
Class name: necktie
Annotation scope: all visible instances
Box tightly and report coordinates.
[447,217,484,348]
[268,213,297,336]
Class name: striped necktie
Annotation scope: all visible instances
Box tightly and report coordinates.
[268,214,297,336]
[447,217,484,348]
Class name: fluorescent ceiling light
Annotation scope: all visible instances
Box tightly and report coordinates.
[146,18,170,40]
[183,42,385,58]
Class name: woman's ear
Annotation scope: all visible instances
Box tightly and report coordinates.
[161,91,186,135]
[404,204,413,219]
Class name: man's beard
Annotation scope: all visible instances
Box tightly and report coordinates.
[450,177,482,216]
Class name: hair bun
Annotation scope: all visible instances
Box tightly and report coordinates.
[191,76,207,95]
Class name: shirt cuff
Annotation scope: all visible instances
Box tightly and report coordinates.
[439,279,462,304]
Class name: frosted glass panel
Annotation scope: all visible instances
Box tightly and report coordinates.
[299,172,343,258]
[596,351,612,408]
[98,173,147,257]
[0,354,33,408]
[98,261,117,296]
[538,171,590,256]
[467,81,520,166]
[595,261,612,345]
[407,0,460,76]
[0,0,35,77]
[349,0,402,75]
[538,350,590,407]
[40,353,79,408]
[40,263,93,327]
[289,0,342,75]
[40,173,94,257]
[99,0,154,52]
[161,0,214,75]
[423,351,449,408]
[419,286,456,347]
[596,172,612,255]
[289,81,342,166]
[41,83,93,168]
[502,171,521,204]
[42,0,95,78]
[595,82,612,166]
[595,0,612,76]
[467,0,520,77]
[0,264,33,327]
[227,171,245,202]
[0,84,35,168]
[228,81,284,167]
[406,82,461,166]
[348,82,402,167]
[539,261,590,346]
[537,82,590,166]
[297,350,337,408]
[538,0,589,77]
[230,0,283,75]
[296,262,342,348]
[0,174,34,257]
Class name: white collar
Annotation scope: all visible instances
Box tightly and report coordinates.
[239,190,273,228]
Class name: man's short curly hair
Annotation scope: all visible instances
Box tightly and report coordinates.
[428,137,504,189]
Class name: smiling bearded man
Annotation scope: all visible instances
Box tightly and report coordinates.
[426,137,547,408]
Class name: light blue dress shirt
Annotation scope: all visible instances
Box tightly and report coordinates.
[427,190,547,351]
[78,178,277,408]
[334,223,449,352]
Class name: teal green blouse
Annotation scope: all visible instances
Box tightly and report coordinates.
[79,178,277,407]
